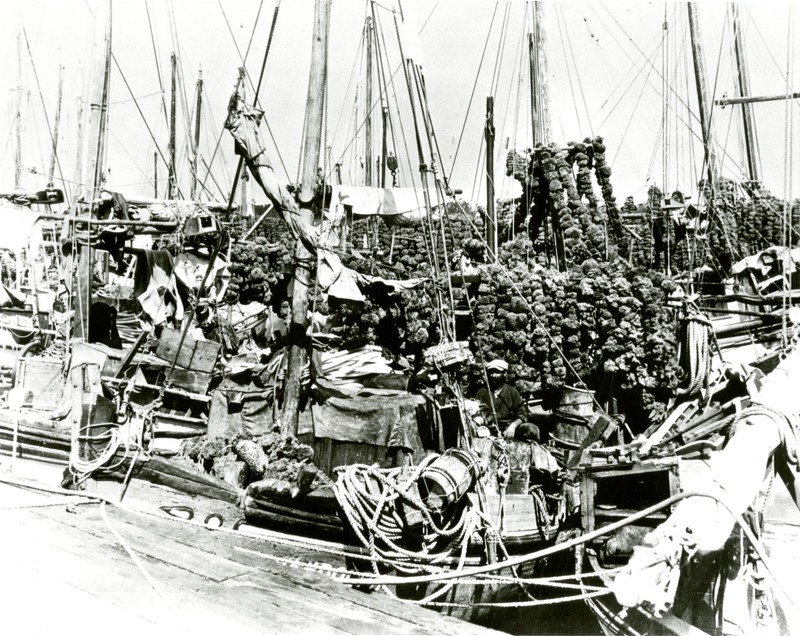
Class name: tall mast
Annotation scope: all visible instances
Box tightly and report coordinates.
[81,1,112,202]
[281,0,330,436]
[74,0,112,339]
[15,31,24,190]
[191,68,203,199]
[48,65,65,186]
[529,2,562,269]
[169,51,177,199]
[365,16,373,187]
[687,3,716,188]
[529,1,552,146]
[73,96,84,203]
[731,4,760,183]
[485,96,497,255]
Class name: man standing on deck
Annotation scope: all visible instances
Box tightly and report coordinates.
[475,359,540,441]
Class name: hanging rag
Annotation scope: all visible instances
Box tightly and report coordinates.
[133,249,184,326]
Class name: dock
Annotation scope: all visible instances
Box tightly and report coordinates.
[0,468,502,636]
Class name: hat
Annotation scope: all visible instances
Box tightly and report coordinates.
[486,359,509,372]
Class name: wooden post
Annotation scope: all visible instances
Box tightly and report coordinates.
[281,0,330,437]
[48,65,65,186]
[731,4,759,183]
[485,96,497,255]
[191,68,203,200]
[153,151,158,198]
[687,3,717,187]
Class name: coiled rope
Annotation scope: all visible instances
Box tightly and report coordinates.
[676,311,713,401]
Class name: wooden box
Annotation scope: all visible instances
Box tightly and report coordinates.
[155,328,221,373]
[17,358,64,410]
[482,492,540,532]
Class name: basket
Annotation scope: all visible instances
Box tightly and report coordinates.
[423,340,474,371]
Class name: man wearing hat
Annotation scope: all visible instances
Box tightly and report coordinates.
[476,359,539,441]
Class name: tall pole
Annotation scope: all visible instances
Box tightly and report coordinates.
[73,96,84,203]
[529,2,552,146]
[74,0,112,339]
[15,31,23,190]
[282,0,330,436]
[191,68,203,199]
[365,16,373,187]
[48,65,65,186]
[662,8,669,195]
[485,96,497,255]
[731,4,760,183]
[154,151,158,198]
[169,51,177,199]
[687,3,716,188]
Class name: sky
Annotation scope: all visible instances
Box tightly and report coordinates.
[2,0,800,211]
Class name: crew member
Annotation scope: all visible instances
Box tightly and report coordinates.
[475,359,540,441]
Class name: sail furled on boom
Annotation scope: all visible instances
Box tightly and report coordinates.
[226,89,424,303]
[225,91,319,253]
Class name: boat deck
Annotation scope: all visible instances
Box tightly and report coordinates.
[0,462,502,636]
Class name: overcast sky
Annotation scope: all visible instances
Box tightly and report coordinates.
[1,0,799,209]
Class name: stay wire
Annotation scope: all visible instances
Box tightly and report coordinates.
[446,2,500,184]
[554,5,584,134]
[19,22,71,208]
[561,7,594,137]
[144,0,169,133]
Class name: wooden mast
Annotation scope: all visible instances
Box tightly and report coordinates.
[74,0,112,339]
[365,16,373,188]
[485,96,496,255]
[191,68,203,200]
[15,31,24,191]
[529,2,563,270]
[529,1,552,146]
[48,65,65,187]
[687,2,717,188]
[169,51,177,199]
[281,0,330,436]
[731,4,760,184]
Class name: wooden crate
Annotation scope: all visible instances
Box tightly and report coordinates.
[155,328,221,373]
[578,458,680,534]
[482,493,541,533]
[313,437,388,479]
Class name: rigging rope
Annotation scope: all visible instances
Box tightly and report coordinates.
[676,311,712,400]
[144,0,169,133]
[446,2,499,185]
[19,23,70,207]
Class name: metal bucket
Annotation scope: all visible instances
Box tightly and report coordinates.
[419,449,481,512]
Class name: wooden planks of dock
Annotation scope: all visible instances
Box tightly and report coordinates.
[0,478,503,636]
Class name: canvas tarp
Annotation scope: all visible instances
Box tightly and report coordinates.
[330,185,441,227]
[298,393,426,453]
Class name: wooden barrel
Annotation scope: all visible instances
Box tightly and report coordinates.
[552,386,595,448]
[555,385,594,419]
[418,449,480,512]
